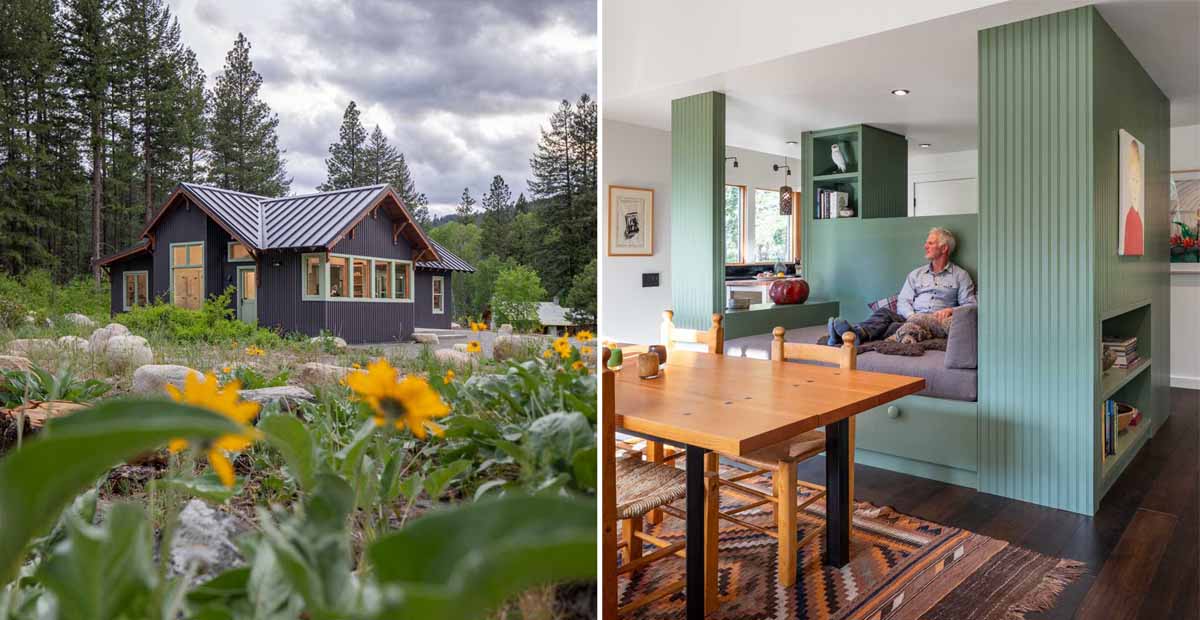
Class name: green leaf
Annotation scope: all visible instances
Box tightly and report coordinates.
[571,446,597,491]
[422,460,471,499]
[36,502,157,620]
[472,479,508,501]
[156,472,243,504]
[336,420,376,479]
[259,414,318,490]
[186,567,251,605]
[369,495,596,618]
[397,474,424,501]
[0,398,246,585]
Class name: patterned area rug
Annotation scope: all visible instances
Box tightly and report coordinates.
[618,479,1084,620]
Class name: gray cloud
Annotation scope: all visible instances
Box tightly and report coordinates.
[171,0,595,209]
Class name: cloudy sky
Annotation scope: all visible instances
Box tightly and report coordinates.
[167,0,596,215]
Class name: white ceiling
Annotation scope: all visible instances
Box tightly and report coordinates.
[602,0,1200,157]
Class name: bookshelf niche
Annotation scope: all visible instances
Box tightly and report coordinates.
[802,124,908,221]
[1098,301,1153,494]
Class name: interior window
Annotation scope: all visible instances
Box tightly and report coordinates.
[329,256,349,298]
[374,261,392,298]
[394,263,410,299]
[124,272,148,309]
[752,189,791,263]
[304,255,323,297]
[724,185,743,263]
[352,259,368,298]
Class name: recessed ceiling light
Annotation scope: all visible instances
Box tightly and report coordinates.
[785,140,798,146]
[891,89,910,96]
[919,143,931,148]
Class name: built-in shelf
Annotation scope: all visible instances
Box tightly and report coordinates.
[1100,357,1151,401]
[1101,417,1151,484]
[813,172,861,183]
[1100,298,1151,321]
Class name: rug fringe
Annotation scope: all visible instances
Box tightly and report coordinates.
[1004,559,1088,620]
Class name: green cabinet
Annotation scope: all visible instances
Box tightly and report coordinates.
[801,124,907,221]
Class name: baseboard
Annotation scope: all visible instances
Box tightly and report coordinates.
[1170,375,1200,390]
[854,449,978,489]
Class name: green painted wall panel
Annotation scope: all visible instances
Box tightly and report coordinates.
[670,92,726,330]
[860,125,909,219]
[723,300,839,340]
[978,8,1097,514]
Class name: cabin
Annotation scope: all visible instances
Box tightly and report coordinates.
[96,183,474,343]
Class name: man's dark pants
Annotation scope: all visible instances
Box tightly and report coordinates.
[854,308,906,342]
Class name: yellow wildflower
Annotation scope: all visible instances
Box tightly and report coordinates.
[581,346,593,356]
[572,360,587,372]
[222,366,231,374]
[443,369,455,383]
[542,349,553,359]
[471,321,484,333]
[346,358,450,439]
[553,336,571,354]
[466,340,482,353]
[575,330,594,343]
[166,372,260,487]
[559,349,571,359]
[352,362,361,369]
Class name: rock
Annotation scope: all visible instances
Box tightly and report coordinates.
[6,338,53,356]
[57,335,90,352]
[297,362,361,385]
[105,334,153,369]
[434,349,474,365]
[239,386,315,411]
[452,343,469,353]
[413,333,439,345]
[132,364,202,395]
[493,335,540,361]
[309,335,347,350]
[450,322,462,329]
[170,500,246,586]
[89,323,131,355]
[498,323,514,335]
[61,313,96,329]
[0,355,32,372]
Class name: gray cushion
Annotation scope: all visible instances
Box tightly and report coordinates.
[856,350,977,402]
[945,305,978,370]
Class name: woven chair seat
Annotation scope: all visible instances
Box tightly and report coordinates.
[616,456,688,520]
[725,430,826,470]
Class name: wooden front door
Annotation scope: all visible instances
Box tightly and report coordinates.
[237,266,257,324]
[172,267,203,309]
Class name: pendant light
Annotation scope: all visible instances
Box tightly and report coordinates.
[774,157,793,215]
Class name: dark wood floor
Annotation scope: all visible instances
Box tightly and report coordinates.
[794,388,1200,620]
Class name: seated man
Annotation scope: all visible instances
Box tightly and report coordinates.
[828,227,976,345]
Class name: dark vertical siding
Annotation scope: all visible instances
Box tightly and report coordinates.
[325,301,414,343]
[205,217,239,305]
[108,253,154,315]
[258,250,325,337]
[413,269,453,329]
[152,196,209,303]
[332,202,415,260]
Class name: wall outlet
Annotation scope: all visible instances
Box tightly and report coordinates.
[642,273,659,287]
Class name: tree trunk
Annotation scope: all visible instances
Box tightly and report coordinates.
[90,106,104,284]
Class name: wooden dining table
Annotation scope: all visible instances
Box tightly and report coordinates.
[613,349,925,620]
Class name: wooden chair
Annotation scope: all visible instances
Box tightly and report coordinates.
[711,327,858,587]
[602,352,720,619]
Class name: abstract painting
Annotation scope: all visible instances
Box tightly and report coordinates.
[1119,129,1145,256]
[608,185,653,256]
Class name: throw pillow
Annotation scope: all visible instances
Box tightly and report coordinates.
[945,305,978,369]
[867,295,899,314]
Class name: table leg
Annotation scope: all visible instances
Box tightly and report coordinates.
[825,418,851,567]
[686,444,707,620]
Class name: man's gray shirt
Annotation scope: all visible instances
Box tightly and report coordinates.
[896,262,977,318]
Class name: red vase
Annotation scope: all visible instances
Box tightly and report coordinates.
[769,279,809,305]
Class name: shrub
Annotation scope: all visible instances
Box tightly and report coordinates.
[115,287,280,346]
[0,270,108,322]
[0,298,27,329]
[0,365,111,408]
[491,264,546,332]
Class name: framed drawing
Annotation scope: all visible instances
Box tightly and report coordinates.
[608,185,653,256]
[1118,129,1145,256]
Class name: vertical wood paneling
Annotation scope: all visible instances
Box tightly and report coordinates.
[859,125,908,219]
[670,92,725,330]
[152,196,208,299]
[978,8,1097,514]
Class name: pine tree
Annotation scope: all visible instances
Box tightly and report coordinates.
[175,48,207,183]
[391,152,428,225]
[207,33,290,196]
[318,100,368,190]
[363,125,398,185]
[479,175,513,259]
[456,187,476,220]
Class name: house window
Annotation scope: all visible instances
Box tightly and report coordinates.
[374,261,392,298]
[227,242,253,262]
[352,259,369,298]
[751,189,791,264]
[724,185,744,263]
[432,275,444,314]
[302,254,324,298]
[123,270,148,310]
[170,242,204,309]
[394,262,411,300]
[329,256,349,298]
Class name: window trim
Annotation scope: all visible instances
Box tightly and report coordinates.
[169,241,204,308]
[122,270,148,311]
[724,184,747,265]
[300,252,414,303]
[431,275,445,314]
[227,241,254,263]
[744,187,795,265]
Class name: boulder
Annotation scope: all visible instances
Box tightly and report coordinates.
[498,323,514,335]
[0,355,32,372]
[61,313,97,329]
[170,500,246,586]
[450,322,462,329]
[57,335,90,353]
[105,334,153,369]
[297,362,361,385]
[413,332,439,345]
[434,349,474,365]
[89,323,131,355]
[239,386,315,411]
[309,335,347,350]
[493,335,540,361]
[132,364,202,395]
[452,343,469,353]
[6,338,53,357]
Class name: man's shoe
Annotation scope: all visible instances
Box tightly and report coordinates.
[827,317,842,345]
[832,318,856,344]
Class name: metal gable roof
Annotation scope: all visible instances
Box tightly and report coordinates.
[416,238,475,272]
[261,185,388,249]
[179,183,268,248]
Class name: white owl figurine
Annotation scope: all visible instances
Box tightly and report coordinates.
[831,144,848,173]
